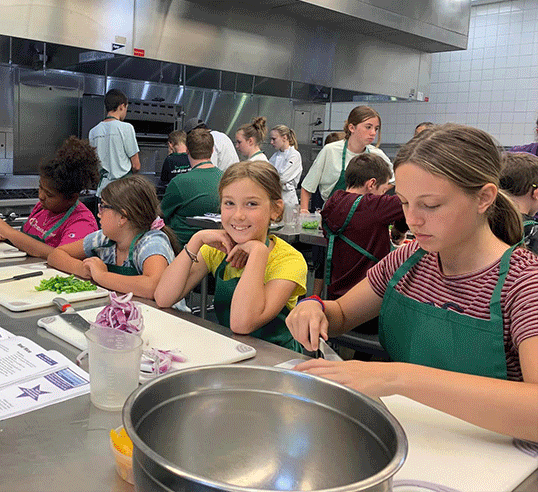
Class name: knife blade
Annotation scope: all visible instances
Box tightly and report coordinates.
[52,297,91,333]
[318,337,343,361]
[0,270,43,283]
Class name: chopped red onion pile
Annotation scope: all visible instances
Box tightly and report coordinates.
[94,292,186,377]
[94,292,144,334]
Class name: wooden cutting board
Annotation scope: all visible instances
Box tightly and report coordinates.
[0,264,108,311]
[0,242,26,258]
[382,395,538,492]
[38,303,257,370]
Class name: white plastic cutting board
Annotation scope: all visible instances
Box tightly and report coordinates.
[382,395,538,492]
[0,264,108,311]
[0,242,26,258]
[38,303,257,369]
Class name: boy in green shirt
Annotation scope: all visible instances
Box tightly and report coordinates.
[161,129,223,246]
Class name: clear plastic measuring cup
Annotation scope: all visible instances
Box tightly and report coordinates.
[85,324,143,411]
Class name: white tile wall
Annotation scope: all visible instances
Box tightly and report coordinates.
[326,0,538,147]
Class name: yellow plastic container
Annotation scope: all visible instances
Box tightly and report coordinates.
[109,426,134,484]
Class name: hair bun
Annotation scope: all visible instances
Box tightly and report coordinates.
[252,116,267,129]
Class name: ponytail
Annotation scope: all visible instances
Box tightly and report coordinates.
[288,129,298,149]
[489,191,524,246]
[160,224,182,255]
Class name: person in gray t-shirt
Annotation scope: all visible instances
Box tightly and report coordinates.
[89,89,140,196]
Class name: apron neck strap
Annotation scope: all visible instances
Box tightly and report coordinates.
[42,199,79,240]
[191,161,212,170]
[489,244,518,318]
[341,140,348,171]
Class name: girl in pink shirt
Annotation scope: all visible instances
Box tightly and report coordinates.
[0,136,99,258]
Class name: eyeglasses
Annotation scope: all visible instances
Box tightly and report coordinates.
[98,203,115,214]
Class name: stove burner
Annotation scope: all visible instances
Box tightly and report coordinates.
[0,188,39,199]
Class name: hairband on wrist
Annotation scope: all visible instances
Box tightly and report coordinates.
[296,295,325,311]
[184,245,199,263]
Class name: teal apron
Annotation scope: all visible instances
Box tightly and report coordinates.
[323,195,379,285]
[328,140,370,199]
[212,240,303,353]
[378,246,515,380]
[92,232,144,276]
[24,200,80,243]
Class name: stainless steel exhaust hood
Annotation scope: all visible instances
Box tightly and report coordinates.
[0,0,470,98]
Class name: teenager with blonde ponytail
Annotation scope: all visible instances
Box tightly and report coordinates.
[269,125,302,215]
[287,123,538,442]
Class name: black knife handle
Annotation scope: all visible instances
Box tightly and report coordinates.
[13,271,43,280]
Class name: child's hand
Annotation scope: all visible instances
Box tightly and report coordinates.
[82,257,108,280]
[196,230,236,255]
[226,240,267,269]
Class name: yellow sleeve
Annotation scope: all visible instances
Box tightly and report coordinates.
[199,245,226,276]
[265,237,308,309]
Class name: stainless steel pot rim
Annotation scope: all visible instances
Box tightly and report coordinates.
[123,364,408,492]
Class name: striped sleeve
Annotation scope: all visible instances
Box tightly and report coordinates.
[503,250,538,349]
[367,241,420,298]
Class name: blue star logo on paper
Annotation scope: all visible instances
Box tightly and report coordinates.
[17,385,51,401]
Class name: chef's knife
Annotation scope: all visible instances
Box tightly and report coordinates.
[317,337,343,361]
[52,297,91,333]
[0,270,43,283]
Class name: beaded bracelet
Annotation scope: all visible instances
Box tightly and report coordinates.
[296,295,325,311]
[184,245,199,263]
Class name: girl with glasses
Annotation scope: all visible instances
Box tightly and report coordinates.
[48,175,180,299]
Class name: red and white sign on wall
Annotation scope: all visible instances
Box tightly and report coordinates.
[133,48,145,57]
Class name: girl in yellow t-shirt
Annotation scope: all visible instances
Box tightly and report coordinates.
[155,160,307,352]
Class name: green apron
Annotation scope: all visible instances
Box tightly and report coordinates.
[322,195,379,285]
[24,200,80,243]
[98,168,133,191]
[212,244,303,353]
[378,246,515,380]
[328,140,370,199]
[92,232,144,276]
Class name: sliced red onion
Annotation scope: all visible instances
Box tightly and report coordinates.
[94,292,144,334]
[141,348,187,376]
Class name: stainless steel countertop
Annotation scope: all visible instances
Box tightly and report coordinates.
[0,257,536,492]
[0,260,309,492]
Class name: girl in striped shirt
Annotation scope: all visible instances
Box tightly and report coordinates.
[286,123,538,442]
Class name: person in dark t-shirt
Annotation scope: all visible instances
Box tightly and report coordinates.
[158,130,190,193]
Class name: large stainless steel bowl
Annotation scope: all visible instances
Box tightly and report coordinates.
[123,365,407,492]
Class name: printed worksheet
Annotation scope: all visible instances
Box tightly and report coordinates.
[0,334,89,421]
[0,326,14,339]
[0,351,89,420]
[0,336,65,389]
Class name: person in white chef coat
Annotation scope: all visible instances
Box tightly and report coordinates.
[269,125,302,216]
[183,118,239,172]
